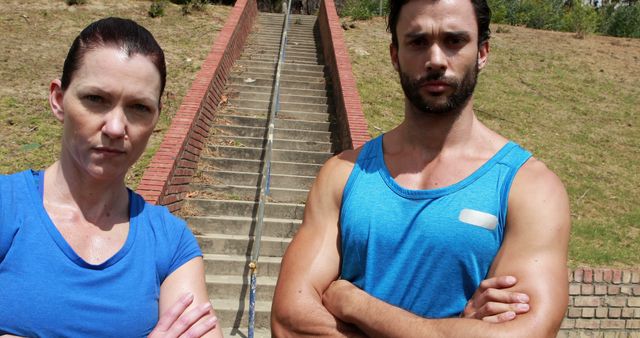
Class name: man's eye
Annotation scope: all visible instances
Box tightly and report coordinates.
[446,36,467,47]
[85,95,104,103]
[409,38,428,47]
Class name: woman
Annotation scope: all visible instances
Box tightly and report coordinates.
[0,17,221,337]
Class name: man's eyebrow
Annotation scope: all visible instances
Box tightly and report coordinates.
[444,31,472,39]
[404,30,472,39]
[404,31,428,40]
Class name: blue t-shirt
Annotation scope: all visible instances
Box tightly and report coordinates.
[0,170,202,337]
[340,135,532,318]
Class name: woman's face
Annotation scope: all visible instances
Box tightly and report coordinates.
[49,46,161,181]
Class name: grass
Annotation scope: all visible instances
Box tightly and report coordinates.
[0,0,231,188]
[343,17,640,268]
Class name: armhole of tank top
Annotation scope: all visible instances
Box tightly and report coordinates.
[498,146,533,231]
[340,140,376,215]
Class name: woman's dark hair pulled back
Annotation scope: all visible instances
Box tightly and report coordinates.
[61,17,166,99]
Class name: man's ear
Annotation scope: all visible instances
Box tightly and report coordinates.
[49,79,65,123]
[477,40,489,70]
[390,43,399,72]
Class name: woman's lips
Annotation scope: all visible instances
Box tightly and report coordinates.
[93,147,125,156]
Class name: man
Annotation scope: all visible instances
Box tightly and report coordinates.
[271,0,570,336]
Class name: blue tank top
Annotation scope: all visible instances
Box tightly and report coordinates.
[339,135,532,318]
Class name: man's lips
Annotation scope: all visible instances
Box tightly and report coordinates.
[422,81,450,93]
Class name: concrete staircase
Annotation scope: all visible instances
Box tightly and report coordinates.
[181,12,336,337]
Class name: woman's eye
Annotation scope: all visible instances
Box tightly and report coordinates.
[133,104,151,113]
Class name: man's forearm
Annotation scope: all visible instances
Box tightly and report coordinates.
[324,281,556,338]
[339,291,495,338]
[272,295,365,338]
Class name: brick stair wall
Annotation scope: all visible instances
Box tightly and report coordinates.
[559,268,640,337]
[137,0,258,212]
[317,0,370,150]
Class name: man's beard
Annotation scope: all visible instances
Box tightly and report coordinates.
[399,60,478,117]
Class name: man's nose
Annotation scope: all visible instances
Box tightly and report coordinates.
[425,43,447,72]
[102,107,126,139]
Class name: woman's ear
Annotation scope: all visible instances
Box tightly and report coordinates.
[49,79,65,123]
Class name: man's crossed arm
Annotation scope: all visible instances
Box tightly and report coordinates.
[271,153,570,338]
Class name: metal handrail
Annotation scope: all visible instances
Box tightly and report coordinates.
[248,1,293,336]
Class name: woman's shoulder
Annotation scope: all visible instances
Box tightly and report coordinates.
[130,191,187,231]
[0,170,35,200]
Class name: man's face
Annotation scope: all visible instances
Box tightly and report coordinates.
[390,0,488,116]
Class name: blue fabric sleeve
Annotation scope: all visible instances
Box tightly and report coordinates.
[0,174,21,261]
[166,218,202,277]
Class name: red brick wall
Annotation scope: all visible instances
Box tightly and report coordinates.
[559,268,640,336]
[136,0,258,211]
[317,0,370,150]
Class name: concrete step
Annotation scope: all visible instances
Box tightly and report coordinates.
[212,298,271,329]
[207,275,276,302]
[199,156,323,176]
[208,145,331,164]
[203,253,284,278]
[228,83,329,97]
[217,114,331,132]
[223,108,332,124]
[213,124,331,142]
[232,66,325,80]
[223,327,271,338]
[244,47,320,59]
[188,183,308,203]
[241,53,320,65]
[229,76,326,90]
[214,135,331,152]
[192,216,300,239]
[197,233,292,256]
[237,69,325,84]
[233,91,329,106]
[238,100,329,114]
[200,170,315,190]
[186,199,305,220]
[236,59,325,73]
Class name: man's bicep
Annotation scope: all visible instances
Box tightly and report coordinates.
[488,161,571,336]
[271,154,356,336]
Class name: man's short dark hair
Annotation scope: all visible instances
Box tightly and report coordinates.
[387,0,492,47]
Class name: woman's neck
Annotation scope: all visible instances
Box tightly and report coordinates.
[44,160,129,225]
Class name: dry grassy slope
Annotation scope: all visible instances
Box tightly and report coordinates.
[343,17,640,267]
[0,0,231,186]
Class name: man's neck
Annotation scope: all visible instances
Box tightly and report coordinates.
[394,98,477,155]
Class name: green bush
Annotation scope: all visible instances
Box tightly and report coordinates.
[148,0,167,18]
[603,3,640,38]
[340,0,388,20]
[562,0,599,37]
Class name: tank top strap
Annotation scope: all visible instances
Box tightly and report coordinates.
[496,142,533,226]
[498,142,533,172]
[341,136,384,205]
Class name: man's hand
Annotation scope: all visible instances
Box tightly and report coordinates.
[149,292,218,338]
[462,276,530,323]
[322,280,362,321]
